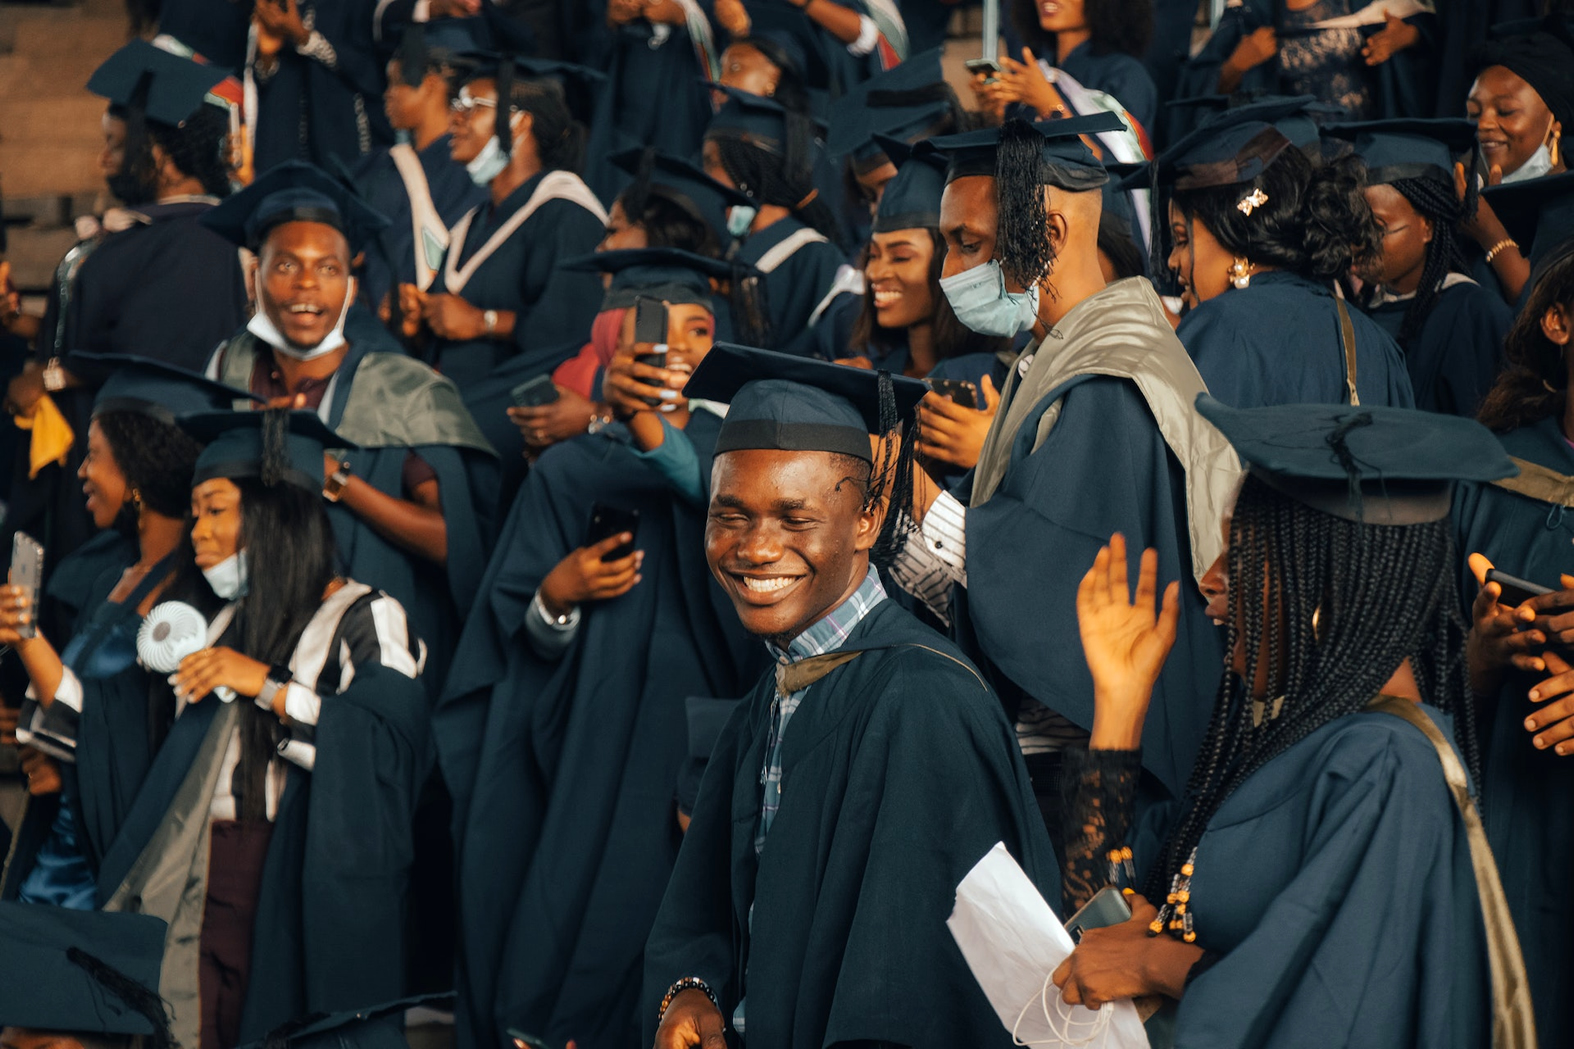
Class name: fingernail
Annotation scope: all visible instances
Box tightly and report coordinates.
[1535,736,1546,748]
[1527,718,1537,729]
[1531,690,1541,700]
[1560,744,1570,755]
[659,389,679,400]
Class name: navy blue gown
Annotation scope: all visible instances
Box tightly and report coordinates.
[728,217,847,359]
[1060,41,1159,140]
[1452,416,1574,1049]
[1358,278,1512,418]
[351,134,487,313]
[425,171,607,465]
[1175,272,1416,409]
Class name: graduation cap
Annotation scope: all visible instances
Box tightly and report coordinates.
[186,408,355,492]
[241,994,453,1049]
[608,147,753,242]
[200,160,391,255]
[1153,117,1292,191]
[737,3,830,91]
[686,343,928,463]
[707,84,827,159]
[457,52,603,158]
[1321,118,1478,187]
[78,352,262,425]
[1474,16,1574,128]
[86,39,233,127]
[869,133,945,233]
[825,48,956,164]
[1482,168,1574,286]
[920,113,1124,191]
[560,247,737,308]
[1166,93,1338,152]
[0,902,172,1041]
[1195,393,1516,525]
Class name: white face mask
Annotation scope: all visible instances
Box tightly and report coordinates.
[465,135,510,186]
[939,259,1041,337]
[202,551,249,601]
[1502,117,1559,184]
[248,270,355,361]
[726,204,757,239]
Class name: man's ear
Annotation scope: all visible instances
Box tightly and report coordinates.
[1043,207,1071,264]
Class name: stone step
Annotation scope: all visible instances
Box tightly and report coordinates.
[7,11,129,64]
[2,96,108,147]
[5,225,80,294]
[2,143,104,200]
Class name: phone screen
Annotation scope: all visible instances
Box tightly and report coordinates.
[587,505,639,562]
[633,297,668,345]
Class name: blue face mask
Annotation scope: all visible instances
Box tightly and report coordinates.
[939,260,1041,337]
[202,551,249,601]
[465,135,510,187]
[726,204,757,239]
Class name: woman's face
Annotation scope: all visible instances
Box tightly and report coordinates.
[1468,65,1560,178]
[190,478,244,568]
[98,112,127,182]
[78,419,129,532]
[717,44,780,103]
[665,302,717,381]
[865,228,936,330]
[1359,183,1431,290]
[701,139,735,190]
[855,161,900,215]
[449,78,501,165]
[1198,507,1279,699]
[1035,0,1087,33]
[600,198,650,253]
[1167,201,1234,307]
[384,59,437,131]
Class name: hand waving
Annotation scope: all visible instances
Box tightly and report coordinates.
[1077,534,1180,749]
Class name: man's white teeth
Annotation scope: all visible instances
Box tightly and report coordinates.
[742,576,797,593]
[288,303,322,314]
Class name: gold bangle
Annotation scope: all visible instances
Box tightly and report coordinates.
[1485,238,1518,264]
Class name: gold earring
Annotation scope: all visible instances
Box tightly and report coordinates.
[1229,257,1253,290]
[129,488,143,512]
[1311,605,1321,641]
[1552,132,1562,169]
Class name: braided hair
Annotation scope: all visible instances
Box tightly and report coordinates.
[109,101,234,202]
[708,124,843,246]
[1146,472,1481,907]
[1387,175,1471,350]
[994,119,1054,294]
[1476,249,1574,432]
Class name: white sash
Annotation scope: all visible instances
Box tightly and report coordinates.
[752,226,828,275]
[389,143,449,292]
[443,170,608,295]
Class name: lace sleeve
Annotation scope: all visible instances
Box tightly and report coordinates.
[1056,747,1141,914]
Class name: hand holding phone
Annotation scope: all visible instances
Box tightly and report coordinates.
[9,533,44,641]
[1486,569,1555,609]
[510,374,561,408]
[587,504,640,562]
[926,377,978,410]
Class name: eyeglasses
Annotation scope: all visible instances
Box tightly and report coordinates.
[450,92,498,116]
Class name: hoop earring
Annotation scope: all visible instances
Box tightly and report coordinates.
[1229,257,1253,290]
[1552,131,1562,169]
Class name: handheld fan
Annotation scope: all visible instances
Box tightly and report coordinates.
[138,601,235,703]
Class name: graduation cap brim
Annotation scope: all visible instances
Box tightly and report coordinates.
[87,39,230,126]
[186,409,357,492]
[0,903,169,1035]
[237,993,453,1049]
[1481,168,1574,271]
[75,351,264,423]
[736,5,832,89]
[606,147,754,210]
[706,82,829,141]
[199,160,390,253]
[824,47,952,157]
[1195,393,1516,524]
[686,343,928,462]
[922,113,1125,188]
[456,51,604,86]
[869,132,946,232]
[559,248,739,283]
[1321,118,1477,184]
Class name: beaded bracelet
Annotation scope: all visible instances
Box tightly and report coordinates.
[658,977,720,1026]
[1485,237,1519,264]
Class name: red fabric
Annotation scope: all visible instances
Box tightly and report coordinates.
[550,307,627,399]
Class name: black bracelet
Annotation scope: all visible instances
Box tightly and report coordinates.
[657,976,720,1026]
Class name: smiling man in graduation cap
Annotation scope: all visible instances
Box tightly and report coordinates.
[643,344,1056,1049]
[888,116,1241,879]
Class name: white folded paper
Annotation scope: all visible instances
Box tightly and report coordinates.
[947,842,1149,1049]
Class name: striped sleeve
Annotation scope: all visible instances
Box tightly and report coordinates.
[887,490,968,623]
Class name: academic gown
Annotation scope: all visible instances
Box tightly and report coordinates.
[727,218,846,359]
[209,319,498,698]
[436,411,764,1049]
[641,598,1059,1049]
[154,0,253,71]
[1059,41,1159,141]
[1452,417,1574,1049]
[351,134,488,312]
[250,0,393,174]
[425,170,607,466]
[1359,278,1512,417]
[1174,271,1415,409]
[2,200,247,586]
[584,12,717,203]
[1172,704,1490,1048]
[95,588,431,1046]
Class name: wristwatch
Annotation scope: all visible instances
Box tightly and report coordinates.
[41,358,66,393]
[322,458,353,502]
[483,308,499,336]
[256,663,293,711]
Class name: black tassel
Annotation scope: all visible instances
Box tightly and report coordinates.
[65,948,173,1049]
[1325,412,1374,521]
[496,57,515,158]
[397,23,427,87]
[625,146,657,224]
[260,407,290,488]
[870,370,920,568]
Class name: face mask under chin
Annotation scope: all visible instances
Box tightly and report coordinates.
[248,271,356,361]
[202,550,249,601]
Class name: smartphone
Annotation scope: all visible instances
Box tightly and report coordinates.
[510,374,560,408]
[587,504,640,562]
[9,532,43,640]
[633,296,669,346]
[1486,569,1555,608]
[1064,885,1133,944]
[965,57,1002,82]
[927,377,978,410]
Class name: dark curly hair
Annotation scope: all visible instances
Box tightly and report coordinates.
[463,70,587,173]
[707,129,843,246]
[1171,149,1380,284]
[1476,248,1574,432]
[617,182,722,257]
[109,101,234,201]
[849,228,1013,361]
[1011,0,1153,59]
[94,411,204,525]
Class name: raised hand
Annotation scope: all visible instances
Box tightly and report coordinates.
[1077,533,1180,750]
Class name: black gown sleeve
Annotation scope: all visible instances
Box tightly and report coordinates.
[1056,746,1142,913]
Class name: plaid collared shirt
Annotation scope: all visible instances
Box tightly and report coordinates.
[755,565,887,856]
